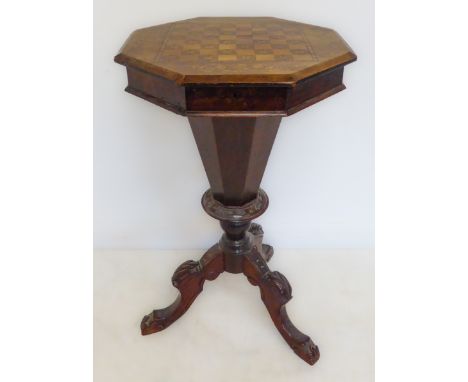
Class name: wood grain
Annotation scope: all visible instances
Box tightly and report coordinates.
[115,17,356,85]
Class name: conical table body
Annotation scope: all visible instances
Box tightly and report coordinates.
[189,115,280,205]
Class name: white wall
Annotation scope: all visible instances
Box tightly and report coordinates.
[94,0,374,249]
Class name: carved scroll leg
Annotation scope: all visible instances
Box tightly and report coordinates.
[249,223,274,262]
[141,245,224,335]
[243,248,320,365]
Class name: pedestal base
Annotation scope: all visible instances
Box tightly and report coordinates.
[141,191,320,366]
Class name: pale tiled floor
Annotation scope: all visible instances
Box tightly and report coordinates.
[94,249,374,382]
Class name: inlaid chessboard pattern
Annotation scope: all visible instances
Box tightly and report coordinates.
[116,17,356,84]
[156,18,318,70]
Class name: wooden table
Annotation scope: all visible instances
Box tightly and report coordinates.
[115,17,356,366]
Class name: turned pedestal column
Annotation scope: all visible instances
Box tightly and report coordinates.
[115,16,356,366]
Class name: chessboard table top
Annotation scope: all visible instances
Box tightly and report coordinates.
[115,17,356,86]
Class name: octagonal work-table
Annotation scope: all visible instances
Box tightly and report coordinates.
[115,17,356,366]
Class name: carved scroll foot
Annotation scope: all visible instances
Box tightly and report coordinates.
[141,245,224,335]
[243,248,320,365]
[249,223,274,262]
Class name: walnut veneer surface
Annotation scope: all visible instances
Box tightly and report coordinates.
[115,17,356,85]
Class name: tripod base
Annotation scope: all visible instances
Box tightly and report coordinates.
[141,222,320,366]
